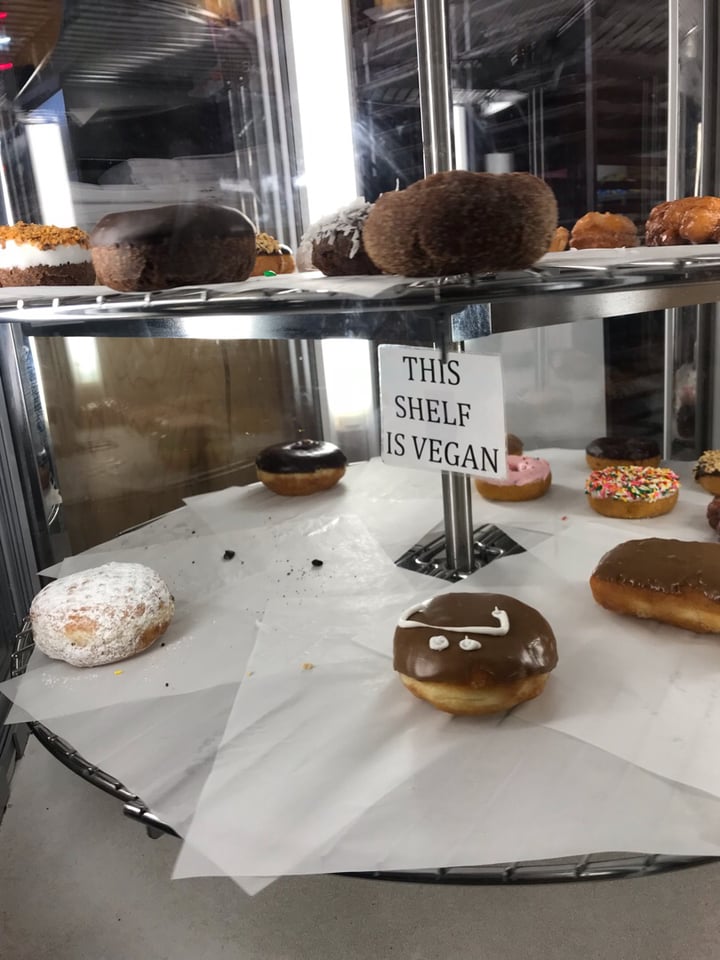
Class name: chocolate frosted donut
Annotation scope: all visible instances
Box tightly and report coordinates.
[590,538,720,633]
[256,439,347,496]
[585,436,661,470]
[393,592,557,715]
[362,171,557,277]
[90,203,256,292]
[694,450,720,495]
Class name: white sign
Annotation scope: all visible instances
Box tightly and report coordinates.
[378,346,506,478]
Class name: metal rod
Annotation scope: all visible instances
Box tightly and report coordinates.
[415,0,474,574]
[414,0,453,173]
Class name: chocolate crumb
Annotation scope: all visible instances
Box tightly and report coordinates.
[164,682,169,687]
[311,558,323,567]
[223,550,236,561]
[160,642,165,647]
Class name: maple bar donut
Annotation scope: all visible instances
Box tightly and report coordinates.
[645,196,720,245]
[570,212,638,249]
[90,202,256,291]
[393,592,558,715]
[474,454,551,502]
[255,439,347,496]
[585,436,661,471]
[29,562,174,667]
[363,170,557,276]
[585,466,679,519]
[302,199,381,276]
[694,450,720,495]
[589,538,720,633]
[0,222,94,286]
[251,232,295,276]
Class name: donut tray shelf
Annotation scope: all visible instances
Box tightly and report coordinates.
[3,250,720,341]
[11,522,719,886]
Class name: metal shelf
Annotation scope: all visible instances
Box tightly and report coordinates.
[11,602,719,884]
[2,251,720,341]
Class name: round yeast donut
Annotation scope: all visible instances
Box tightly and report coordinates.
[570,212,638,249]
[708,496,720,533]
[474,454,551,502]
[393,592,558,715]
[585,436,661,471]
[363,171,557,276]
[256,439,347,496]
[694,450,720,495]
[585,466,679,519]
[30,562,174,668]
[301,199,381,277]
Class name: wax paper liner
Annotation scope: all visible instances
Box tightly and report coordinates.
[173,564,720,890]
[4,514,411,721]
[495,520,720,801]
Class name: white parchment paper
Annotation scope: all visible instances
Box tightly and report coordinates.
[3,514,411,721]
[175,560,720,889]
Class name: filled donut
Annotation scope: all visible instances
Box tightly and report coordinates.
[393,592,558,715]
[30,562,174,667]
[255,439,347,496]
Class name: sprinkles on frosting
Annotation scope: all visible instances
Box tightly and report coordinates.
[300,199,373,259]
[585,466,679,502]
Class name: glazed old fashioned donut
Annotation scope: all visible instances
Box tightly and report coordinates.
[570,212,638,249]
[362,170,557,276]
[474,454,551,502]
[585,466,679,519]
[548,226,569,252]
[645,196,720,245]
[393,592,558,715]
[585,436,661,471]
[589,538,720,633]
[29,562,174,667]
[694,450,720,495]
[255,439,347,496]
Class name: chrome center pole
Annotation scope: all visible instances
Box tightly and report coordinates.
[414,0,474,574]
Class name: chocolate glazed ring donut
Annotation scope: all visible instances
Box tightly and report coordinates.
[255,439,347,496]
[393,592,558,715]
[585,436,661,471]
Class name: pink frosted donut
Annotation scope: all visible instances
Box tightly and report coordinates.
[474,455,552,501]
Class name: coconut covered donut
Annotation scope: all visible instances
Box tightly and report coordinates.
[362,170,557,276]
[30,562,174,667]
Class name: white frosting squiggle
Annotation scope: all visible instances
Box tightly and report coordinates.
[459,637,482,651]
[397,604,510,636]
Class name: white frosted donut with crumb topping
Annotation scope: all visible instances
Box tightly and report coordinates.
[30,562,174,667]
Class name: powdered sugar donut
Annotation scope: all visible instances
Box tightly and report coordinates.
[30,562,174,667]
[474,455,552,501]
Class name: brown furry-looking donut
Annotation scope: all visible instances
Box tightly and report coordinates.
[362,171,557,277]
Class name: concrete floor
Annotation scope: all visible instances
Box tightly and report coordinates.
[1,739,720,960]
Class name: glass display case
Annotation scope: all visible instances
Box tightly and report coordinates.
[2,0,720,884]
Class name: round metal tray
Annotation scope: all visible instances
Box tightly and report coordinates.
[11,620,719,884]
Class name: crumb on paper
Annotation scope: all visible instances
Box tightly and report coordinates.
[301,662,315,671]
[114,669,123,676]
[223,549,236,561]
[311,558,323,567]
[561,515,568,521]
[246,670,254,678]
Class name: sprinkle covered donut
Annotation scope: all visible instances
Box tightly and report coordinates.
[585,466,680,519]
